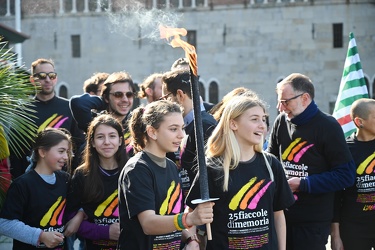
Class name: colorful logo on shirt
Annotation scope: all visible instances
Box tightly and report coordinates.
[159,181,182,215]
[229,177,272,211]
[38,114,69,132]
[94,189,119,217]
[282,138,314,163]
[40,196,66,227]
[356,152,375,175]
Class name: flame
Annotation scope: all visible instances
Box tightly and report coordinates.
[159,25,198,76]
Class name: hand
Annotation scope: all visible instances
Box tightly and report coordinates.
[64,211,86,236]
[109,223,120,241]
[39,231,64,248]
[287,177,301,193]
[330,223,344,250]
[187,202,214,226]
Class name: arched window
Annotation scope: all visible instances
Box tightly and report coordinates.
[199,82,205,101]
[209,81,219,104]
[364,76,370,95]
[59,85,68,98]
[372,78,375,99]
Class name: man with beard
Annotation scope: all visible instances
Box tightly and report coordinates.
[70,71,136,148]
[138,73,163,103]
[9,58,83,179]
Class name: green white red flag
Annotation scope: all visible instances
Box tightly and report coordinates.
[332,32,369,137]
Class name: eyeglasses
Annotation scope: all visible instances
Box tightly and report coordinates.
[109,91,135,99]
[159,92,173,101]
[279,93,305,106]
[33,72,57,80]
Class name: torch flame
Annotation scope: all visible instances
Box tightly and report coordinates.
[159,25,198,76]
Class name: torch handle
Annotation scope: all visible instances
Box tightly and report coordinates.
[206,223,212,240]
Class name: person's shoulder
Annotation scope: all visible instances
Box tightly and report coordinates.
[55,170,70,181]
[11,170,37,185]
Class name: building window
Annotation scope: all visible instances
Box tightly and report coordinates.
[209,81,219,104]
[187,30,197,50]
[59,85,68,98]
[372,78,375,99]
[333,23,343,48]
[71,35,81,58]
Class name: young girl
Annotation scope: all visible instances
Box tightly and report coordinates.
[65,114,128,249]
[0,128,72,249]
[186,96,295,250]
[117,100,214,249]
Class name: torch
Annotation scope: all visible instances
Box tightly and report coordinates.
[159,25,218,240]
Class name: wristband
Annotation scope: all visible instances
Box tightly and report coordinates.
[174,214,183,231]
[177,213,185,230]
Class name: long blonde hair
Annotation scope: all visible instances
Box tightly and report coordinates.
[206,96,267,191]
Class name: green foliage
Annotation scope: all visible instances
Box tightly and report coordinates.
[0,41,38,158]
[0,40,40,210]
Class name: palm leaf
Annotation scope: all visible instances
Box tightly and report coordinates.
[0,40,38,158]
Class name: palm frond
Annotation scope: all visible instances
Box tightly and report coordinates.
[0,40,38,158]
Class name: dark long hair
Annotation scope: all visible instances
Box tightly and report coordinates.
[77,114,128,203]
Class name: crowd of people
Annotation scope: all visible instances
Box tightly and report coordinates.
[0,57,374,250]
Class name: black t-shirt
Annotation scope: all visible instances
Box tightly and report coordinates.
[338,134,375,237]
[118,152,184,250]
[268,111,353,224]
[0,170,69,250]
[66,168,119,249]
[9,96,84,178]
[186,152,295,250]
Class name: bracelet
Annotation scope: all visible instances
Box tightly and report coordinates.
[177,213,185,230]
[182,213,192,229]
[174,214,183,231]
[186,234,200,245]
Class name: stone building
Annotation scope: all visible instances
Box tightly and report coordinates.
[1,0,374,120]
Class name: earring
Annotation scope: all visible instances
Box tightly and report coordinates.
[360,124,364,128]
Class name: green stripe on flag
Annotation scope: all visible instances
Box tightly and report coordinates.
[335,93,370,111]
[342,62,363,77]
[341,78,367,91]
[347,45,358,57]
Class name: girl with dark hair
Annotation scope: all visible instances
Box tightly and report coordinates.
[117,100,214,249]
[65,114,128,250]
[0,128,72,249]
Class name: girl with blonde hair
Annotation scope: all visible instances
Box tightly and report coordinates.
[186,96,294,250]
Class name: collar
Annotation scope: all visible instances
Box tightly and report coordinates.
[183,103,206,127]
[34,94,57,104]
[290,100,319,126]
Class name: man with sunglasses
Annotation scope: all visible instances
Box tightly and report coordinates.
[9,58,84,179]
[267,73,355,250]
[70,71,136,147]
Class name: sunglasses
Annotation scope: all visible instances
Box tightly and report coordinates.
[33,72,57,80]
[109,91,135,99]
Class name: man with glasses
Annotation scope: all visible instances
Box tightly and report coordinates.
[267,73,355,250]
[70,71,135,147]
[9,58,83,179]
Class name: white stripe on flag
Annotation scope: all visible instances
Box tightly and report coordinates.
[348,37,356,49]
[339,69,365,86]
[336,85,368,101]
[332,105,351,119]
[341,121,356,134]
[344,54,360,68]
